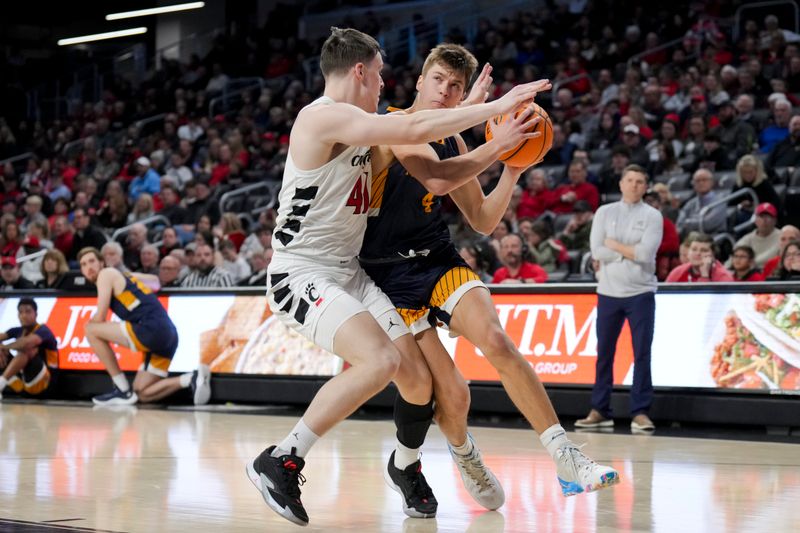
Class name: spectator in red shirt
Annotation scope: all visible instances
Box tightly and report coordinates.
[563,57,591,95]
[55,156,78,190]
[1,176,23,207]
[550,160,599,213]
[730,245,765,282]
[762,225,800,278]
[517,169,555,219]
[491,233,548,284]
[210,143,232,186]
[644,190,680,280]
[52,216,74,258]
[666,233,734,282]
[1,222,22,257]
[215,212,247,252]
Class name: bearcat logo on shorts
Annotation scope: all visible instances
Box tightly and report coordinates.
[304,283,323,306]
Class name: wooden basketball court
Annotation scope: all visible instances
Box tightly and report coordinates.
[1,401,798,532]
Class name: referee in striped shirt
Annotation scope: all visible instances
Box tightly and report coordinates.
[180,243,234,288]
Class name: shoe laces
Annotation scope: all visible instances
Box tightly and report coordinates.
[458,451,493,491]
[559,444,597,477]
[280,458,306,500]
[400,463,434,501]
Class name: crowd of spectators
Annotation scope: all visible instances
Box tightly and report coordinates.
[0,1,800,288]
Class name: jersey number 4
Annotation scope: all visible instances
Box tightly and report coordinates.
[346,175,371,214]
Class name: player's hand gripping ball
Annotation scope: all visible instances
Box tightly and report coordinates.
[485,102,554,167]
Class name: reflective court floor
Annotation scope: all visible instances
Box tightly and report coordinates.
[1,402,799,532]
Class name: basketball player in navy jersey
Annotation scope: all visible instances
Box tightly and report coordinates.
[0,298,58,400]
[245,27,550,526]
[363,43,619,504]
[78,247,211,406]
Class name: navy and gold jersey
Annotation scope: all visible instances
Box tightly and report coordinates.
[360,135,459,260]
[5,323,59,369]
[111,273,178,361]
[111,273,169,324]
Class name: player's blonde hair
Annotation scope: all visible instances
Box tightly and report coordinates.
[421,43,479,87]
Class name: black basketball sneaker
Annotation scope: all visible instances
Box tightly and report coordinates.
[246,445,309,526]
[383,450,438,518]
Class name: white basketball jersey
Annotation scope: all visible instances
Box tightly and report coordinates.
[272,96,372,265]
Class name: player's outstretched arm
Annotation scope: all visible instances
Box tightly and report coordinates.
[303,80,550,148]
[391,109,542,195]
[450,154,531,234]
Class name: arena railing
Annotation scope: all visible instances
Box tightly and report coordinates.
[218,181,281,214]
[110,215,171,244]
[59,113,166,158]
[208,76,290,117]
[698,187,758,235]
[16,249,47,265]
[133,113,168,136]
[626,36,701,69]
[552,73,592,96]
[0,152,34,168]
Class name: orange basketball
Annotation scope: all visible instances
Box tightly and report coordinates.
[485,102,553,167]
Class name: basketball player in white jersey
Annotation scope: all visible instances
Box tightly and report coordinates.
[245,27,550,526]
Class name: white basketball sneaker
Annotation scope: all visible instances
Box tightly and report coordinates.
[449,433,505,510]
[555,444,619,496]
[192,364,212,405]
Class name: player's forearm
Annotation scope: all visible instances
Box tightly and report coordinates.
[422,141,504,195]
[4,337,33,351]
[403,102,501,146]
[468,168,519,234]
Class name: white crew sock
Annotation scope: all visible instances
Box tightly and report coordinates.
[274,418,319,458]
[539,424,570,461]
[179,372,193,388]
[0,376,7,391]
[450,435,475,456]
[394,441,421,470]
[112,373,130,393]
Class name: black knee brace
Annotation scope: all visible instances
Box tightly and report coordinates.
[394,393,435,449]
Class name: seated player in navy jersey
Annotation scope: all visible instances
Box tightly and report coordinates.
[0,298,58,400]
[364,43,618,505]
[77,247,211,406]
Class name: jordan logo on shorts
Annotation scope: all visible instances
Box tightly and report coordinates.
[387,318,399,331]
